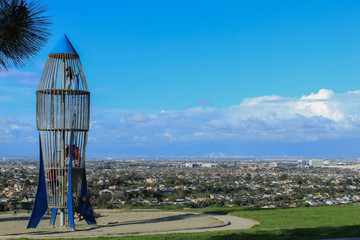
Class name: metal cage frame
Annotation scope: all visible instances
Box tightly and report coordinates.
[28,35,96,230]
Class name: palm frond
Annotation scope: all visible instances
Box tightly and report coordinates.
[0,0,51,70]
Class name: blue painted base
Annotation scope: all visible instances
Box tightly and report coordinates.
[50,208,57,226]
[78,167,97,225]
[27,137,48,228]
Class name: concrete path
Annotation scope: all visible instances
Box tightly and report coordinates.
[162,213,258,233]
[142,213,259,234]
[0,210,258,239]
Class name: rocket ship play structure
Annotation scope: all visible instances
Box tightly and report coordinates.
[27,35,96,230]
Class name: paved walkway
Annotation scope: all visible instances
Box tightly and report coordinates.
[163,213,258,233]
[0,210,258,239]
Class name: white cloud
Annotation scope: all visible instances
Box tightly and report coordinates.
[122,113,148,123]
[88,89,360,144]
[10,124,22,130]
[0,116,36,143]
[301,89,333,100]
[241,95,283,106]
[0,68,40,86]
[2,89,360,149]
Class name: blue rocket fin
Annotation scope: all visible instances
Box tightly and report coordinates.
[78,165,96,225]
[67,131,75,230]
[50,208,57,226]
[27,136,48,228]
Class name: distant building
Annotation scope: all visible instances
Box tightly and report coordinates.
[202,163,217,168]
[185,163,217,168]
[146,178,164,183]
[309,159,324,168]
[185,163,200,168]
[269,162,278,168]
[146,178,156,184]
[297,160,306,168]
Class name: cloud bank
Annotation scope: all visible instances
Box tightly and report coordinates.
[1,89,360,156]
[89,89,360,144]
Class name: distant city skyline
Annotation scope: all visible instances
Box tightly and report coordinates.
[1,1,360,157]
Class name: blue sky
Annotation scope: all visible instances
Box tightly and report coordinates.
[1,0,360,157]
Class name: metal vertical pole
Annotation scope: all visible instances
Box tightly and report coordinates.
[60,57,66,226]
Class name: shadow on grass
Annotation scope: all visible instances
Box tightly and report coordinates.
[199,207,296,215]
[204,225,360,240]
[199,208,249,215]
[66,225,360,240]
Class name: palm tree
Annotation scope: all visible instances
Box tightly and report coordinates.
[0,0,51,70]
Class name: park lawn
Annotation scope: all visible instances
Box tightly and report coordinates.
[17,205,360,240]
[229,205,360,230]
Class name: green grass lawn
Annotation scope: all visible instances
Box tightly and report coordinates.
[15,205,360,240]
[231,206,360,230]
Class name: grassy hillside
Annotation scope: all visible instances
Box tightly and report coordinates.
[21,205,360,240]
[231,205,360,230]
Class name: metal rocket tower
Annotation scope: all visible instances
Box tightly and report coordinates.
[27,35,96,230]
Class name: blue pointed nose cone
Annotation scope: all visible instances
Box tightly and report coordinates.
[50,34,78,55]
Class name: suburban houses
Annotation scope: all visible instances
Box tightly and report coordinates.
[1,157,360,211]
